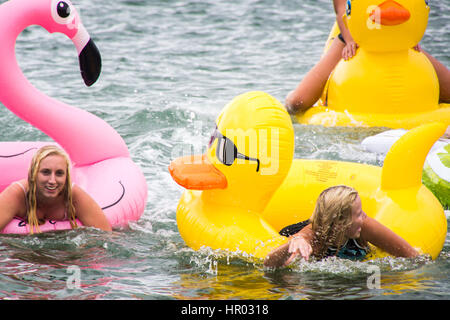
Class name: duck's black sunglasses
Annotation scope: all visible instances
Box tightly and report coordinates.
[208,128,260,172]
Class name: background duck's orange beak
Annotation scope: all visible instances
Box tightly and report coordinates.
[370,0,410,26]
[169,154,227,190]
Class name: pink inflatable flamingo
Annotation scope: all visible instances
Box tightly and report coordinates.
[0,0,147,233]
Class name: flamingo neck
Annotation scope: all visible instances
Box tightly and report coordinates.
[0,1,129,166]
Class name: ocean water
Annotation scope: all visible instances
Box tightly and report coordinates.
[0,0,449,300]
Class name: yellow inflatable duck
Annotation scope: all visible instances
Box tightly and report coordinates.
[169,91,447,260]
[297,0,450,128]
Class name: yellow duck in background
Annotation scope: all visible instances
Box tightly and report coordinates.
[297,0,450,128]
[170,91,447,260]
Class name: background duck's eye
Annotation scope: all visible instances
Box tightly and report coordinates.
[57,1,71,18]
[346,0,352,15]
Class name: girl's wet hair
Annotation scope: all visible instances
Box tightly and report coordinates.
[310,185,359,259]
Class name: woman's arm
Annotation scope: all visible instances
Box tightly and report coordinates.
[72,186,112,232]
[263,242,291,268]
[359,217,418,258]
[333,0,357,60]
[264,224,314,268]
[0,183,26,231]
[420,48,450,103]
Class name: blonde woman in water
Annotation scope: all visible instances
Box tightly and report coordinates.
[0,145,111,233]
[264,185,418,268]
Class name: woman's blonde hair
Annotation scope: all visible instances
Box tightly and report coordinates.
[27,145,77,234]
[309,185,359,259]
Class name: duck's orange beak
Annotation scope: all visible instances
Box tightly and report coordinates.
[169,154,227,190]
[370,0,410,26]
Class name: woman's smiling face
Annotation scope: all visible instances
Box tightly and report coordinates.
[36,154,67,199]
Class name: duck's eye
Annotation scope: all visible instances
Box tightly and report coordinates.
[346,0,352,16]
[424,0,429,6]
[57,1,71,18]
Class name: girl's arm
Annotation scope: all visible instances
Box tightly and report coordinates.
[420,48,450,103]
[360,217,418,258]
[0,183,26,231]
[72,185,112,232]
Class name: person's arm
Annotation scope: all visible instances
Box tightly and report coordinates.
[0,183,26,231]
[263,242,291,268]
[264,224,314,268]
[359,217,418,258]
[420,49,450,104]
[72,185,112,232]
[333,0,357,60]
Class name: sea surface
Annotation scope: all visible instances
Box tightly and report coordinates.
[0,0,449,300]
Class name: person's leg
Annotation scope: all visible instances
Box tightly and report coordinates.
[421,50,450,104]
[285,37,344,114]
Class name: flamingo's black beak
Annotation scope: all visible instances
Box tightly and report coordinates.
[78,38,101,86]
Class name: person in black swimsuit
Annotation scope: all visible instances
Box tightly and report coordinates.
[264,185,418,268]
[279,219,368,261]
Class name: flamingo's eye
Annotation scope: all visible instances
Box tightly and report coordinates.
[57,1,71,18]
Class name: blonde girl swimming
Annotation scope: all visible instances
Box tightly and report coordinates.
[0,145,111,233]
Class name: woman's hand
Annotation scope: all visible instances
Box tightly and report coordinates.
[264,224,314,268]
[342,41,358,60]
[285,235,313,265]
